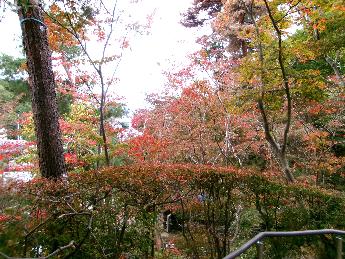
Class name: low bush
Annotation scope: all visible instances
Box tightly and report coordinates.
[0,164,344,258]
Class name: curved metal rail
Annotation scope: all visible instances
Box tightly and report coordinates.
[224,229,345,259]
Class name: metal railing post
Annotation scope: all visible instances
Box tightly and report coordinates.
[336,236,343,259]
[256,241,264,259]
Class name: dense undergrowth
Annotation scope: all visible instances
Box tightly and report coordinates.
[1,164,345,258]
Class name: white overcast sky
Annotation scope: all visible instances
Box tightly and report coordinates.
[0,0,207,114]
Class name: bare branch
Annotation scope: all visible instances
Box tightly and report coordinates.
[58,211,92,219]
[0,241,75,259]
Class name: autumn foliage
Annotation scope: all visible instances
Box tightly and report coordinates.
[0,0,344,258]
[126,0,345,184]
[1,164,345,258]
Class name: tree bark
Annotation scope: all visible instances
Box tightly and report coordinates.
[325,55,345,87]
[18,0,66,178]
[278,153,294,183]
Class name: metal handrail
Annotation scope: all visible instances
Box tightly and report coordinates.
[224,229,345,259]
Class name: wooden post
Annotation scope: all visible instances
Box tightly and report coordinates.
[256,241,264,259]
[336,236,343,259]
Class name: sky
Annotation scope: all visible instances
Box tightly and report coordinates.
[0,0,206,114]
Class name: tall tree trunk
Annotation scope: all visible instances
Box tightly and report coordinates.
[263,0,294,183]
[18,0,66,178]
[245,0,294,182]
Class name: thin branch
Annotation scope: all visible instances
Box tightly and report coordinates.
[57,211,92,219]
[99,0,113,16]
[41,8,99,73]
[275,0,302,24]
[100,0,118,67]
[105,31,129,96]
[23,215,54,256]
[64,214,93,259]
[0,241,75,259]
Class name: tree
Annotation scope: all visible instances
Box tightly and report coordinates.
[129,76,259,167]
[42,0,148,166]
[248,0,294,182]
[182,0,345,183]
[181,0,222,28]
[17,0,66,178]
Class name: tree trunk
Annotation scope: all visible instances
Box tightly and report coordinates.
[99,72,110,166]
[277,152,294,183]
[325,55,345,87]
[18,0,66,178]
[99,106,110,166]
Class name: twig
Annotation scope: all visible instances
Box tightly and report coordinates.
[58,211,91,219]
[0,241,75,259]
